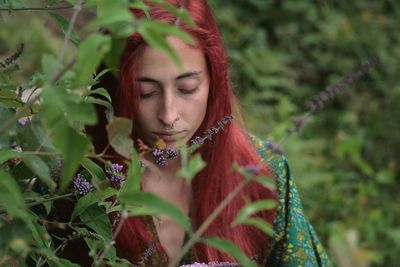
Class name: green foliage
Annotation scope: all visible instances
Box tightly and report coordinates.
[49,12,81,46]
[201,237,257,267]
[1,1,275,266]
[3,0,394,266]
[106,117,133,159]
[119,191,192,232]
[0,170,30,220]
[177,153,206,181]
[211,0,400,266]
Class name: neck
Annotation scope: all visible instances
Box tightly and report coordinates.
[143,152,182,180]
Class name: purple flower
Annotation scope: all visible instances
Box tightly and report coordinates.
[0,43,24,68]
[180,263,208,267]
[290,116,307,133]
[73,173,93,196]
[110,163,123,173]
[106,163,125,186]
[152,149,163,157]
[245,164,261,175]
[18,117,28,126]
[165,147,179,159]
[190,115,233,145]
[13,145,22,153]
[155,156,168,167]
[266,141,284,155]
[191,136,204,145]
[306,57,378,113]
[180,262,240,267]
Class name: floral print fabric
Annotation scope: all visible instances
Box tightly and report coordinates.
[139,137,332,266]
[252,137,332,267]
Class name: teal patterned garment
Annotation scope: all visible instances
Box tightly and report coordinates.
[131,137,333,266]
[252,137,333,267]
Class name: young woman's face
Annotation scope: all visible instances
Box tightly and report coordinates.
[135,36,210,148]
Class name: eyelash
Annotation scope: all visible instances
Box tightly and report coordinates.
[139,91,157,99]
[179,87,198,95]
[140,88,198,99]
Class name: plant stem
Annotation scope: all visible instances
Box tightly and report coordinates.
[168,179,249,267]
[93,207,127,266]
[26,193,74,207]
[55,0,83,76]
[0,56,75,136]
[0,5,73,11]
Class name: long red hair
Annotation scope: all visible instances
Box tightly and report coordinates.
[109,0,277,264]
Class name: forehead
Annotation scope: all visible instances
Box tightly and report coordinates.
[137,36,207,77]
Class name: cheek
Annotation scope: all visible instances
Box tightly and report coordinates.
[136,103,154,129]
[190,88,209,123]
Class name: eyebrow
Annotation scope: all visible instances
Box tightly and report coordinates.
[137,71,203,84]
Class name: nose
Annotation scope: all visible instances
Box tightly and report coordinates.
[157,91,179,127]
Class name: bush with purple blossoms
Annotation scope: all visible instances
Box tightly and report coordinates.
[73,173,93,196]
[0,0,388,266]
[106,163,126,187]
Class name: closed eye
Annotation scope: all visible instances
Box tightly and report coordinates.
[140,91,158,99]
[179,88,199,95]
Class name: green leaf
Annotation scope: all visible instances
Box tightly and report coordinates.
[106,117,133,158]
[119,192,191,232]
[41,54,59,81]
[240,217,274,237]
[80,157,107,188]
[129,1,150,12]
[202,237,257,267]
[85,1,133,35]
[376,168,395,185]
[71,188,117,220]
[84,87,112,102]
[27,212,51,249]
[49,12,81,46]
[0,0,27,9]
[52,122,90,191]
[0,220,32,257]
[234,199,277,224]
[120,149,142,195]
[93,68,112,83]
[0,149,23,164]
[0,170,30,220]
[177,154,206,181]
[23,155,57,191]
[0,88,23,108]
[47,0,64,6]
[71,193,100,221]
[103,36,128,72]
[48,258,81,267]
[10,161,34,180]
[148,21,195,45]
[65,99,97,126]
[73,34,111,87]
[0,107,17,149]
[40,84,97,128]
[84,96,114,122]
[18,119,57,152]
[80,205,113,241]
[149,0,195,27]
[138,21,181,66]
[254,175,276,190]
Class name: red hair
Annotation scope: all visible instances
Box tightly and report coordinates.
[109,0,277,264]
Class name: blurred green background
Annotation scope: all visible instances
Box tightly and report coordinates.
[1,0,399,266]
[210,0,400,266]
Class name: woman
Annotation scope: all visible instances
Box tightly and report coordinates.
[88,0,332,266]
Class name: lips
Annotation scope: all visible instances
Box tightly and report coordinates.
[153,131,185,142]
